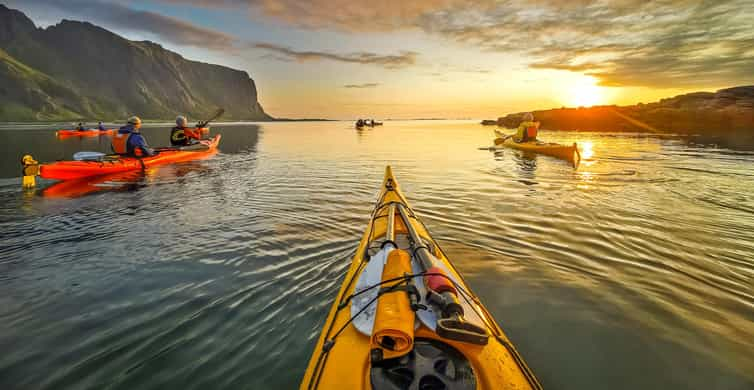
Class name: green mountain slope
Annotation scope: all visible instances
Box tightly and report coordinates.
[0,4,271,121]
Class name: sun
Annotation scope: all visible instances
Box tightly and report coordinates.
[568,77,604,107]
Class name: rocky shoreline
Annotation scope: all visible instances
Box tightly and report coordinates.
[487,86,754,138]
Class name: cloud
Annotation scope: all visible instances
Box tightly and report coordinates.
[414,0,754,88]
[159,0,754,88]
[17,0,754,87]
[10,0,239,50]
[11,0,418,70]
[253,43,417,68]
[344,83,380,88]
[159,0,472,31]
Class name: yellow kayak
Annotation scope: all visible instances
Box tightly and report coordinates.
[300,166,542,390]
[494,129,579,164]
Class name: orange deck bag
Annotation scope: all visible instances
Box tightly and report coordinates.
[371,249,415,360]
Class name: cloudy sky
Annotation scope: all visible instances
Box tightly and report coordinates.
[7,0,754,119]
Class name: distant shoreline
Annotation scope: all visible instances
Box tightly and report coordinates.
[486,85,754,137]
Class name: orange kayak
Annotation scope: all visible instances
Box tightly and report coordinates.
[57,129,115,137]
[40,135,221,181]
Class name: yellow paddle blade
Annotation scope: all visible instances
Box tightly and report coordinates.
[494,137,505,145]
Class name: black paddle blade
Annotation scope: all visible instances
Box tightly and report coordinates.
[208,108,225,122]
[197,108,225,128]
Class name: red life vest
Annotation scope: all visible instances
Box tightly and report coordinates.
[111,132,130,154]
[526,125,538,139]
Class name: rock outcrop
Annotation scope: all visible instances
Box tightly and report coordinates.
[497,86,754,136]
[0,4,271,121]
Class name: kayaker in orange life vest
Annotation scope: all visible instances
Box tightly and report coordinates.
[513,112,539,142]
[111,116,155,157]
[170,115,202,146]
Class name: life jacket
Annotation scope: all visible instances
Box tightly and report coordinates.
[170,126,189,145]
[525,124,538,139]
[518,121,539,142]
[171,126,201,146]
[112,132,130,154]
[171,126,187,145]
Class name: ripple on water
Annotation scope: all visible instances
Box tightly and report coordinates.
[0,124,753,389]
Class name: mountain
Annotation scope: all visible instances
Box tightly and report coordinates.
[0,4,271,121]
[496,86,754,137]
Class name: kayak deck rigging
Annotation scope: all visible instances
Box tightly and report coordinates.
[300,166,541,390]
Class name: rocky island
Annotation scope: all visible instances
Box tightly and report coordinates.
[0,4,271,122]
[493,87,754,140]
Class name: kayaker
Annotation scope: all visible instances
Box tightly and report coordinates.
[112,116,155,157]
[513,112,539,142]
[170,115,202,146]
[97,122,106,131]
[76,122,87,131]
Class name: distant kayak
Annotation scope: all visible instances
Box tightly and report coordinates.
[494,129,579,165]
[300,166,542,390]
[40,135,221,181]
[57,129,115,137]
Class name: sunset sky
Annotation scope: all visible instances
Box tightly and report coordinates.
[7,0,754,119]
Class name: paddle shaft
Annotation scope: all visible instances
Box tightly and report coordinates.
[396,202,489,345]
[396,204,463,317]
[196,108,225,128]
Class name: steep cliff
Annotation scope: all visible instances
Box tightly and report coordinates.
[0,4,271,121]
[497,86,754,136]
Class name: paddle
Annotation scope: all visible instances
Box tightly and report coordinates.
[395,203,488,345]
[493,130,511,146]
[73,151,106,161]
[195,108,225,129]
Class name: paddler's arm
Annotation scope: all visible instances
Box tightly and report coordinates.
[132,134,156,156]
[185,128,202,140]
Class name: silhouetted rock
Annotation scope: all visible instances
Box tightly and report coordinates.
[498,86,754,137]
[0,5,271,121]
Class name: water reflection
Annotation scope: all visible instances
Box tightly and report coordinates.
[0,122,753,390]
[580,141,594,160]
[40,162,216,198]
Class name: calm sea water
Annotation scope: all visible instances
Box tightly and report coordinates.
[0,121,752,389]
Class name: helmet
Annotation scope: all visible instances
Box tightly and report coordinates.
[176,115,188,127]
[21,154,37,165]
[127,116,142,125]
[523,112,534,122]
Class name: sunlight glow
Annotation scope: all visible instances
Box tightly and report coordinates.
[580,141,594,159]
[568,78,604,107]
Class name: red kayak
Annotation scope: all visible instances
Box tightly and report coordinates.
[40,135,221,181]
[57,129,115,137]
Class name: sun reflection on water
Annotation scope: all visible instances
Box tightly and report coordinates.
[580,141,594,159]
